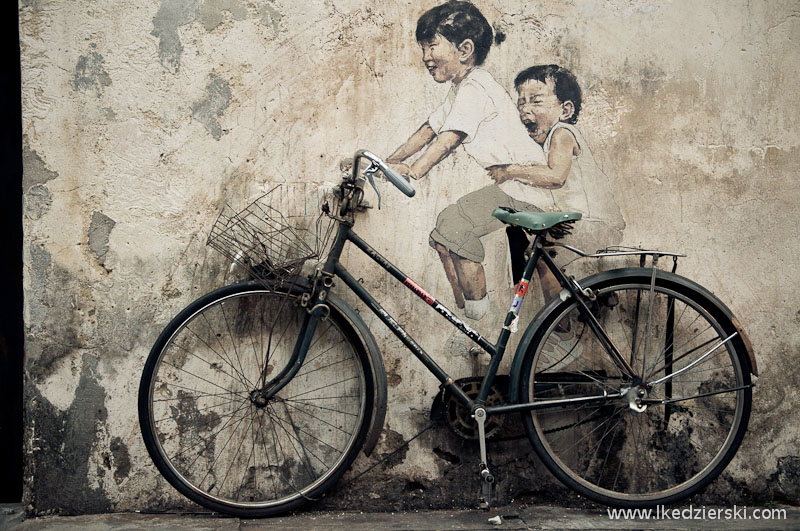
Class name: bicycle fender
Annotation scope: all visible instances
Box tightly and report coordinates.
[326,292,388,457]
[508,268,757,404]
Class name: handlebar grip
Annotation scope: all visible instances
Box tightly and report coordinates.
[357,150,416,198]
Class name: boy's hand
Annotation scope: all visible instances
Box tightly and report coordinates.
[488,165,512,184]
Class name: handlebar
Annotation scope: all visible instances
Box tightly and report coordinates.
[352,149,416,198]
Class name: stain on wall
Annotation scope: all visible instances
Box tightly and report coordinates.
[24,356,112,515]
[18,0,800,515]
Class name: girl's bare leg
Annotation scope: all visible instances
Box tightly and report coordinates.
[435,243,466,308]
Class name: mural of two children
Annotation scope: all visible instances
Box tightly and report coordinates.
[387,0,625,322]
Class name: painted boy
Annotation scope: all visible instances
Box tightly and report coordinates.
[387,1,547,320]
[490,64,625,303]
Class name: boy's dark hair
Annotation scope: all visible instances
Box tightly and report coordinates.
[416,1,494,66]
[514,64,582,124]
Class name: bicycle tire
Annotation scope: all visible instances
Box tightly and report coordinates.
[517,268,752,507]
[138,281,376,517]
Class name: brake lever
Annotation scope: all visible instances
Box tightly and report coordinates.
[363,163,382,209]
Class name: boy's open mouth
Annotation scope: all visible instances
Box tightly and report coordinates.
[522,120,538,136]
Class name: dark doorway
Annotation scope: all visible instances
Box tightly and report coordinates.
[1,4,24,502]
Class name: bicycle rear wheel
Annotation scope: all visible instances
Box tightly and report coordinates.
[519,269,752,507]
[139,281,374,517]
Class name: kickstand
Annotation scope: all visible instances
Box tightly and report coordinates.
[474,407,495,509]
[479,473,494,510]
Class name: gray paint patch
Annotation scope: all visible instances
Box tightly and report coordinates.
[259,3,283,35]
[24,184,53,220]
[22,140,59,190]
[88,211,116,271]
[151,0,279,72]
[192,73,231,140]
[27,244,52,336]
[19,0,45,11]
[151,0,200,73]
[72,51,112,95]
[197,0,248,31]
[24,357,112,515]
[25,247,84,380]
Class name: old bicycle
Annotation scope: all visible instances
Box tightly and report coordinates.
[138,150,756,517]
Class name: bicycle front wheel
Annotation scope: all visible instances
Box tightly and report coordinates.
[519,269,752,507]
[139,282,374,517]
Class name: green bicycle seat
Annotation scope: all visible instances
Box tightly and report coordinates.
[492,206,582,231]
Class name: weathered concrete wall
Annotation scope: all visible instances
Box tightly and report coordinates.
[20,0,800,514]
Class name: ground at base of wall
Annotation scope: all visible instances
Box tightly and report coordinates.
[3,502,800,531]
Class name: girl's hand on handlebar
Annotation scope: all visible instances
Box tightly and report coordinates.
[388,162,417,180]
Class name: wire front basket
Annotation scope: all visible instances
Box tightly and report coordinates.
[207,185,333,284]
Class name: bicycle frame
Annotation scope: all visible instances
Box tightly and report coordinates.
[142,155,756,515]
[263,213,638,417]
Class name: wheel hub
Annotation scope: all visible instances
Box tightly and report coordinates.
[249,389,269,408]
[624,385,648,413]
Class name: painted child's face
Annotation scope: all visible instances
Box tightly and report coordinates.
[517,78,568,144]
[420,33,462,83]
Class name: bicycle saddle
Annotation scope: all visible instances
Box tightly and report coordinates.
[492,206,582,231]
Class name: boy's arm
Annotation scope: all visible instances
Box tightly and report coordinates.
[489,128,577,189]
[387,123,436,164]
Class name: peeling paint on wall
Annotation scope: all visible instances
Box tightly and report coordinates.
[23,184,52,220]
[22,140,58,190]
[197,0,247,31]
[72,50,112,95]
[151,0,199,72]
[258,2,283,36]
[192,73,231,140]
[88,212,116,272]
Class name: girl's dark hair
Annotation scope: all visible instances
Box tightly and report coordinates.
[514,64,582,124]
[416,1,494,66]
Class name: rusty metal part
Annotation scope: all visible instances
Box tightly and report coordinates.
[444,378,504,439]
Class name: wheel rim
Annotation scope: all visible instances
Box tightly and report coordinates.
[146,289,367,509]
[528,282,748,502]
